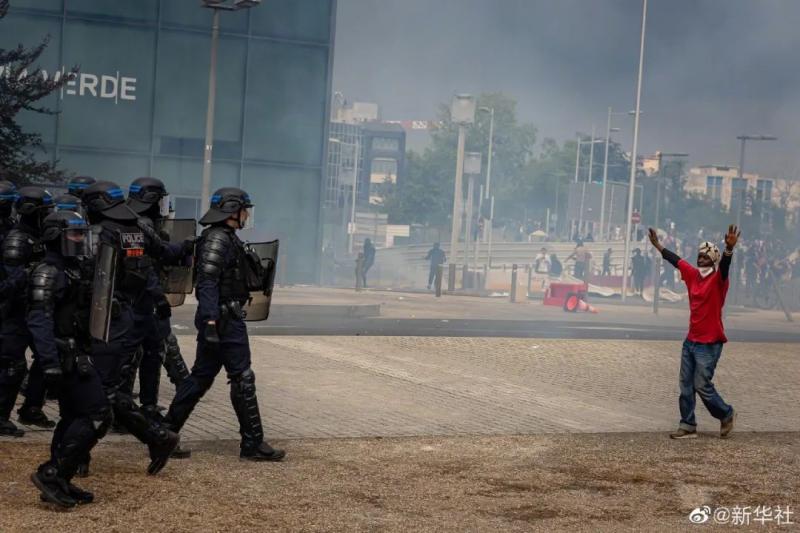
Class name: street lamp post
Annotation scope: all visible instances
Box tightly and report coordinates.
[449,95,476,281]
[200,0,261,213]
[621,0,648,303]
[478,106,495,275]
[347,138,361,254]
[735,135,777,227]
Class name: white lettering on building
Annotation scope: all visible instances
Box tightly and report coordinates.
[0,65,137,103]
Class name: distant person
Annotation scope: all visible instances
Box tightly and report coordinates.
[549,254,563,277]
[566,240,588,280]
[602,248,613,276]
[362,238,375,287]
[533,247,549,274]
[424,242,446,290]
[631,248,646,295]
[355,252,365,291]
[648,225,739,440]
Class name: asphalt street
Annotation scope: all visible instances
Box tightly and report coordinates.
[169,307,800,342]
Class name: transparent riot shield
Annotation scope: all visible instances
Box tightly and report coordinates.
[243,240,279,322]
[89,241,117,342]
[158,218,196,297]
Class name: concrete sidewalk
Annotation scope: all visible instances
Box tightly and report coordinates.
[16,336,799,443]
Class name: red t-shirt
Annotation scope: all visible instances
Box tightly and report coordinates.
[677,259,729,343]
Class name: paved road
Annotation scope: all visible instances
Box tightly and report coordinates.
[17,336,799,443]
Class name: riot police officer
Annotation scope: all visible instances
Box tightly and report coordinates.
[125,178,191,411]
[0,187,55,436]
[81,180,179,474]
[165,187,285,462]
[27,210,112,508]
[0,179,23,436]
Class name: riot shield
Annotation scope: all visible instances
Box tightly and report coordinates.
[243,240,279,322]
[158,218,196,296]
[89,241,117,342]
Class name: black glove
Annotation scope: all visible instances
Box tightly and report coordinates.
[155,297,172,320]
[204,321,220,344]
[181,236,197,258]
[43,366,63,392]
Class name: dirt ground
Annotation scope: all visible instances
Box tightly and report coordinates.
[1,432,798,532]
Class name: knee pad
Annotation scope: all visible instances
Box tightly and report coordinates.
[229,368,256,394]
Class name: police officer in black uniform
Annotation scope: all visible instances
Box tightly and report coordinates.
[0,187,55,436]
[0,179,24,436]
[27,210,112,508]
[54,192,83,214]
[124,177,191,427]
[165,187,285,462]
[81,180,179,474]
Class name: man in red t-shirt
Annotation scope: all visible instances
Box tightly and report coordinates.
[648,225,740,439]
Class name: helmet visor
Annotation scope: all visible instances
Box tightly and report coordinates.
[61,227,92,258]
[159,194,171,217]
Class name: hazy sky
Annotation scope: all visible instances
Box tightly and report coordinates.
[333,0,800,179]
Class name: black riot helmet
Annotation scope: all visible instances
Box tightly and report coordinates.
[82,180,136,221]
[127,176,170,217]
[67,176,97,198]
[199,187,253,227]
[40,210,93,258]
[55,193,82,212]
[0,180,18,218]
[15,186,54,230]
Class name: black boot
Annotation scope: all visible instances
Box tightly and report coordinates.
[75,462,90,478]
[112,392,179,475]
[240,441,285,462]
[39,482,94,505]
[146,428,180,475]
[18,405,56,429]
[31,465,76,508]
[230,370,285,462]
[0,418,24,437]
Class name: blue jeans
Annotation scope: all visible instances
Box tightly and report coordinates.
[678,340,734,431]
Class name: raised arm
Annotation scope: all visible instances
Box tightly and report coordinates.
[719,224,740,281]
[648,227,681,268]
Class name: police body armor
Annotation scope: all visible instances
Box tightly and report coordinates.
[1,227,45,319]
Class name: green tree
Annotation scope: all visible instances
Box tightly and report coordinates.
[0,0,74,184]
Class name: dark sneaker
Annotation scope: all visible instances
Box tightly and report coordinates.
[0,418,24,437]
[240,441,286,462]
[147,430,180,475]
[31,469,76,508]
[170,444,192,459]
[669,428,698,439]
[18,407,56,429]
[720,411,736,439]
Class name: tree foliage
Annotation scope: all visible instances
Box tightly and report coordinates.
[0,0,75,184]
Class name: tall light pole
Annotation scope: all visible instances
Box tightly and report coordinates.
[347,138,361,254]
[449,95,476,272]
[735,135,777,226]
[200,0,261,213]
[478,106,495,272]
[621,0,647,303]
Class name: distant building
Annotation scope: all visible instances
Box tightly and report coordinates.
[686,165,800,224]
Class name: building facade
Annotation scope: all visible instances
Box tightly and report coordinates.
[1,0,336,283]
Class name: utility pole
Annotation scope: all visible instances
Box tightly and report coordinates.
[621,0,648,303]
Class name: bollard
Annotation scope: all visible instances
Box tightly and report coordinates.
[462,264,469,289]
[448,263,456,292]
[527,265,533,299]
[510,263,518,303]
[435,264,443,297]
[483,264,488,290]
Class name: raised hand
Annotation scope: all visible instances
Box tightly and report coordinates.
[647,228,663,251]
[724,224,741,251]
